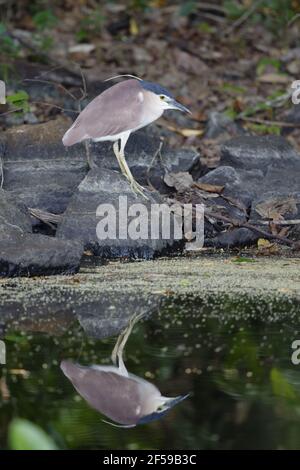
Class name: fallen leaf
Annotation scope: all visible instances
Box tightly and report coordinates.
[257,238,279,254]
[193,182,224,194]
[255,196,298,220]
[179,128,203,137]
[68,44,95,54]
[174,49,209,75]
[130,18,139,36]
[164,171,193,192]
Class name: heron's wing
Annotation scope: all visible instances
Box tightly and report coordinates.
[60,360,144,425]
[62,80,144,146]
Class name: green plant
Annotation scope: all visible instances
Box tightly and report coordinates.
[32,9,58,30]
[75,8,104,42]
[0,22,20,57]
[224,0,299,34]
[256,57,281,76]
[8,419,58,450]
[6,90,30,114]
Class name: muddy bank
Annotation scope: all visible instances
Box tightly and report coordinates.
[0,256,299,338]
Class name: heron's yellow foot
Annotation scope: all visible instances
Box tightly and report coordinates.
[130,179,149,200]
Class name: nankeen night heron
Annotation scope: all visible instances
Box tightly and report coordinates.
[61,314,189,427]
[62,75,190,198]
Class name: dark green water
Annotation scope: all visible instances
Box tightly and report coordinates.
[1,294,300,450]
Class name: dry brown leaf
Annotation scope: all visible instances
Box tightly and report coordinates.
[257,238,279,254]
[130,18,139,36]
[174,49,209,75]
[255,196,298,220]
[179,128,203,137]
[193,182,224,194]
[164,171,193,192]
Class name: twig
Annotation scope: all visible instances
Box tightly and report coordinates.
[288,13,300,26]
[0,107,24,117]
[197,12,226,23]
[249,219,300,226]
[146,141,164,191]
[0,156,3,189]
[197,2,226,14]
[166,197,295,247]
[31,101,79,114]
[29,208,62,226]
[239,116,300,128]
[23,78,78,102]
[204,210,295,246]
[76,64,88,111]
[225,0,263,35]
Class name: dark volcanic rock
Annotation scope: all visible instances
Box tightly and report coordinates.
[90,130,200,192]
[77,293,161,338]
[0,233,83,277]
[221,135,299,171]
[204,112,247,140]
[0,189,83,276]
[1,117,88,215]
[56,167,182,259]
[284,104,300,126]
[198,165,257,209]
[205,228,259,249]
[250,191,300,221]
[0,189,32,241]
[1,120,199,219]
[198,135,300,248]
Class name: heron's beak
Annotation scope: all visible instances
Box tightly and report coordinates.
[163,393,191,409]
[169,99,191,114]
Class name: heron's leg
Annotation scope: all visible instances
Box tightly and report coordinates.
[85,141,96,169]
[113,141,130,180]
[111,313,145,375]
[118,133,149,200]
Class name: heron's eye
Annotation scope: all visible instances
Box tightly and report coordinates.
[160,95,165,100]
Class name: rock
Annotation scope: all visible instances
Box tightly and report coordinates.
[164,171,194,193]
[284,104,300,125]
[77,293,161,338]
[0,189,32,241]
[197,166,251,240]
[205,228,259,249]
[250,191,300,241]
[56,167,183,259]
[90,130,200,192]
[198,136,300,248]
[198,165,256,209]
[221,135,299,171]
[1,117,88,215]
[1,121,199,221]
[0,233,83,277]
[204,112,246,140]
[0,189,83,276]
[250,191,300,221]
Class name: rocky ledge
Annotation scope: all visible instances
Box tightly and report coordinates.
[0,114,299,276]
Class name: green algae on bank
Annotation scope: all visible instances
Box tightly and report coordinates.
[0,256,299,338]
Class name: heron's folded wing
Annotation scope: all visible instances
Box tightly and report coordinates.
[63,80,144,145]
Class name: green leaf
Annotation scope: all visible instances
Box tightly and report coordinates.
[271,368,297,401]
[256,57,281,76]
[179,1,197,16]
[231,257,256,263]
[6,90,29,104]
[8,419,58,450]
[6,90,29,113]
[33,10,58,30]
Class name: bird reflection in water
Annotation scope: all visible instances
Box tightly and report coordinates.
[60,314,189,427]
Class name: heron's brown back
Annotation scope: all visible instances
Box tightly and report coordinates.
[62,79,144,146]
